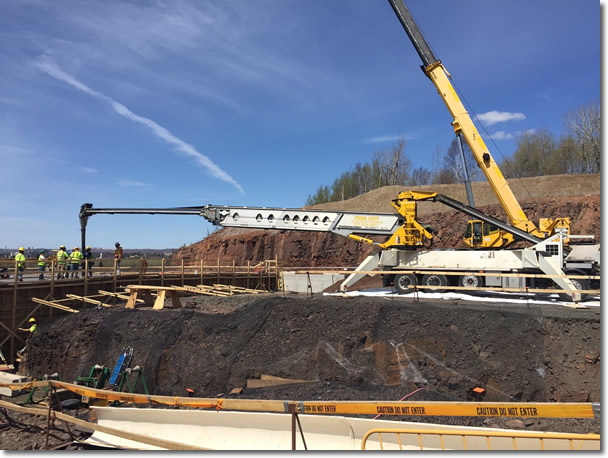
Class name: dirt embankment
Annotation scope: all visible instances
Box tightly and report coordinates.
[22,294,600,434]
[174,173,600,267]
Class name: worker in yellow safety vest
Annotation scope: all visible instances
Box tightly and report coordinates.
[56,245,69,279]
[38,249,46,280]
[17,317,37,359]
[69,247,83,279]
[15,247,25,282]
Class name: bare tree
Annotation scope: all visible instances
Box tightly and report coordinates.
[502,128,557,178]
[372,139,412,186]
[410,166,432,186]
[564,100,600,174]
[443,137,482,183]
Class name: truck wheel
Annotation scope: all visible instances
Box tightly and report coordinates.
[559,269,591,302]
[394,274,416,294]
[421,274,447,293]
[459,274,483,289]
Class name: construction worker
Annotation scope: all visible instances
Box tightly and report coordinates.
[83,246,95,278]
[69,247,83,278]
[17,317,37,359]
[56,245,69,279]
[15,247,25,282]
[38,249,47,280]
[114,242,124,275]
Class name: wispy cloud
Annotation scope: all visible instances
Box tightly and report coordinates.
[477,111,526,126]
[117,178,148,188]
[35,58,245,194]
[80,166,97,174]
[364,134,410,144]
[488,131,514,140]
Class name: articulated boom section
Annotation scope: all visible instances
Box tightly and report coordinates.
[199,205,400,237]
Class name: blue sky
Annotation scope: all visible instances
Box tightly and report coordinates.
[1,0,600,249]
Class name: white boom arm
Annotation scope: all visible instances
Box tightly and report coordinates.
[200,205,401,237]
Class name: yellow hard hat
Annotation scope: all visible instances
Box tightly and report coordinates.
[73,246,79,250]
[19,247,24,252]
[28,317,36,322]
[86,246,91,250]
[60,245,66,249]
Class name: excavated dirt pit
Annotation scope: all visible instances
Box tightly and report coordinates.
[3,292,599,449]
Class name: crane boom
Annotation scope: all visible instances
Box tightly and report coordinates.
[386,0,545,237]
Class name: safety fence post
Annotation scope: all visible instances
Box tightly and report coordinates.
[139,258,143,285]
[161,259,165,287]
[217,257,220,285]
[181,259,185,287]
[84,260,89,298]
[200,259,204,286]
[275,255,279,292]
[112,258,117,296]
[11,258,18,362]
[49,259,55,304]
[247,261,250,290]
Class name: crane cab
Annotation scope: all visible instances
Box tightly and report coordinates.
[463,220,515,248]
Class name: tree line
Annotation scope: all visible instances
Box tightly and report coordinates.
[305,101,599,206]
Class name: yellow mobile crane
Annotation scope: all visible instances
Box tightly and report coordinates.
[386,0,570,249]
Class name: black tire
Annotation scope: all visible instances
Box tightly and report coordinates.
[421,274,447,293]
[459,274,483,289]
[394,274,416,294]
[559,269,591,302]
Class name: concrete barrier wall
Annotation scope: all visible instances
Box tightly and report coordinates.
[282,272,345,293]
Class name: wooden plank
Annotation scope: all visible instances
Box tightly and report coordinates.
[125,291,138,309]
[126,285,180,291]
[98,290,145,304]
[153,290,166,310]
[212,284,265,294]
[65,294,112,308]
[176,285,230,297]
[247,378,315,389]
[31,297,79,313]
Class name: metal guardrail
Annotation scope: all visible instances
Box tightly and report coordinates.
[360,427,600,451]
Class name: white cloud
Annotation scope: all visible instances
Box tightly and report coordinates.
[117,178,148,188]
[477,111,526,126]
[364,134,410,144]
[80,167,97,174]
[488,131,514,140]
[35,58,245,194]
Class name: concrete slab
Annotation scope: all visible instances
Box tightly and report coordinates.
[282,272,345,293]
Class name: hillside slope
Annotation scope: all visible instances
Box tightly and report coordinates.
[174,174,600,267]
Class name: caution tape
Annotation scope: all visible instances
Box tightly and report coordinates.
[298,401,597,418]
[0,380,598,419]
